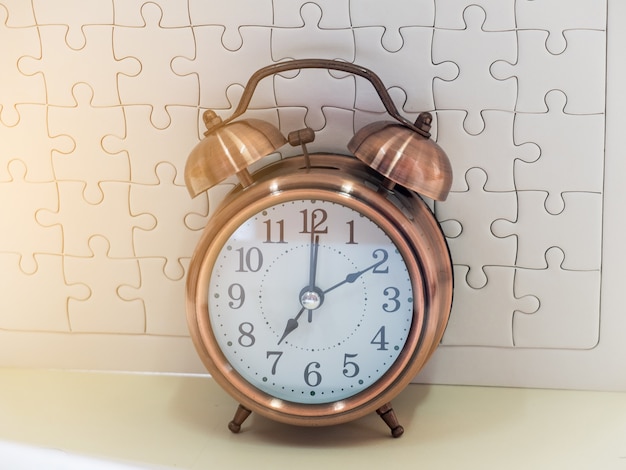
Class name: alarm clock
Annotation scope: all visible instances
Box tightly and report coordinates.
[184,59,453,437]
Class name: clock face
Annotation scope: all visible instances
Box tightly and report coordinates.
[207,198,416,405]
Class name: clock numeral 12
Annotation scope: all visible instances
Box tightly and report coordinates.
[300,208,328,235]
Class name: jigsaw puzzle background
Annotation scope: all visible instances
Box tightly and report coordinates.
[0,0,620,390]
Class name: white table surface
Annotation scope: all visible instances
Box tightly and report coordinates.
[0,368,625,469]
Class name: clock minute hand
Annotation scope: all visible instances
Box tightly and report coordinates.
[323,251,386,295]
[307,235,320,323]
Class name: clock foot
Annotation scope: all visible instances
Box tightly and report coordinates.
[376,402,404,438]
[228,404,252,433]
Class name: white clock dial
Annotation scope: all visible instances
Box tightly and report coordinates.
[208,198,415,404]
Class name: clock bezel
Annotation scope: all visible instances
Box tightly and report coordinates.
[186,154,452,427]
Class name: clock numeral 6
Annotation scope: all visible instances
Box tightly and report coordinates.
[304,361,322,387]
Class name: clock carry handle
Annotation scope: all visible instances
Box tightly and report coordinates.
[216,58,430,138]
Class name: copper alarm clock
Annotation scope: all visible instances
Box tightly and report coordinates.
[184,59,453,437]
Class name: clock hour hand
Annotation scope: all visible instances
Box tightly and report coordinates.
[277,307,305,345]
[278,236,323,344]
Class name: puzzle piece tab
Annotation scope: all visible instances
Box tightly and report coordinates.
[441,265,539,347]
[273,0,351,29]
[112,0,192,27]
[189,0,273,51]
[435,0,516,31]
[350,0,434,52]
[32,0,114,49]
[515,0,607,54]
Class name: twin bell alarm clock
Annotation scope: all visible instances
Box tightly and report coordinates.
[183,59,453,438]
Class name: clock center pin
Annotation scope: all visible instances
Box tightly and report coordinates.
[300,288,324,310]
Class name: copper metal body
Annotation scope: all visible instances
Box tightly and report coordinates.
[184,59,452,201]
[348,118,452,200]
[185,115,286,197]
[186,154,453,432]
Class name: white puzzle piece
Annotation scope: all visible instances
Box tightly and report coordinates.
[513,247,600,349]
[512,90,604,214]
[64,235,146,333]
[0,160,61,273]
[437,168,517,288]
[0,6,45,126]
[432,5,517,134]
[48,83,130,204]
[491,29,606,114]
[114,2,198,129]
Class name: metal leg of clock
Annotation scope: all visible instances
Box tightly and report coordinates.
[376,402,404,438]
[228,404,252,433]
